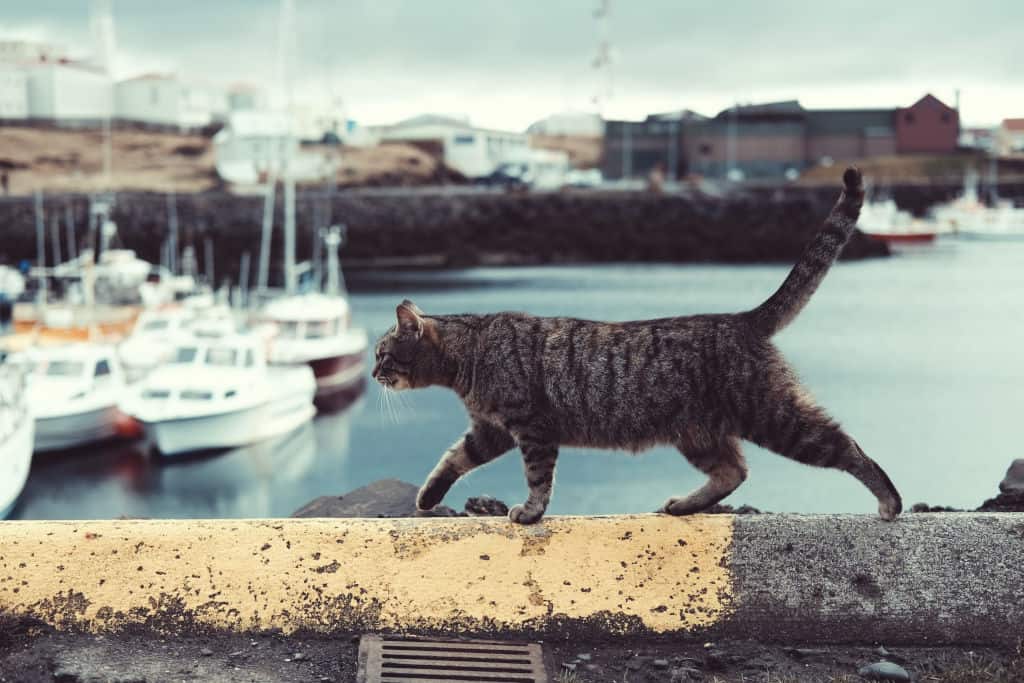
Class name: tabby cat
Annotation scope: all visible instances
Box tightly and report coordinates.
[372,168,902,524]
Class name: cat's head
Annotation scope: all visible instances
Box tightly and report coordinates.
[371,299,440,391]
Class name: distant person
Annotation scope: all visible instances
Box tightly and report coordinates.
[647,162,665,194]
[0,171,8,196]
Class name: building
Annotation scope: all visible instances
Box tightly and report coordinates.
[0,66,28,119]
[0,40,67,64]
[227,83,267,112]
[998,119,1024,156]
[114,74,228,129]
[959,126,998,153]
[527,111,604,137]
[213,110,333,186]
[602,93,960,181]
[24,61,112,125]
[894,94,959,154]
[602,110,705,181]
[374,114,531,178]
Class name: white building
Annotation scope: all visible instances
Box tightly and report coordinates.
[527,111,605,137]
[375,114,530,178]
[213,110,333,187]
[115,74,227,129]
[0,66,28,119]
[227,84,266,112]
[0,40,67,64]
[999,119,1024,156]
[25,61,112,124]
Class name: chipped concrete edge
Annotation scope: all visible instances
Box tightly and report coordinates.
[0,513,1021,645]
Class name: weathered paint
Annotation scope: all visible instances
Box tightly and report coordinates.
[0,515,734,636]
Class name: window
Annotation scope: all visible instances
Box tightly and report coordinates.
[904,112,915,124]
[306,320,329,339]
[244,349,255,367]
[205,348,238,367]
[453,134,475,145]
[94,360,111,377]
[699,143,713,156]
[142,389,171,400]
[180,390,214,401]
[277,321,300,339]
[141,319,170,332]
[45,361,85,377]
[941,112,951,123]
[172,347,198,364]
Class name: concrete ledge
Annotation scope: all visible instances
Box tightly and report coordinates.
[0,514,1021,645]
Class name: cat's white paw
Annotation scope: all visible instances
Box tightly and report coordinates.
[508,504,544,525]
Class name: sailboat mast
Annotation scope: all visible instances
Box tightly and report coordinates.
[280,0,298,295]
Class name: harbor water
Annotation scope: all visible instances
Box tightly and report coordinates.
[11,239,1024,519]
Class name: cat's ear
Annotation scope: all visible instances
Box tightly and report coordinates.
[397,299,424,337]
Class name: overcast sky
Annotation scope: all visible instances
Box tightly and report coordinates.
[4,1,1021,130]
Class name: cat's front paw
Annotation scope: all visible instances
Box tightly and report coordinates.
[416,482,447,511]
[508,504,544,525]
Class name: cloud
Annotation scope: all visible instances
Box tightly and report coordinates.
[2,0,1022,129]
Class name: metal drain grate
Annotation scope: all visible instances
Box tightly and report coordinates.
[357,635,548,683]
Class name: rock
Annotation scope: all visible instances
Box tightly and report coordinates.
[910,502,960,513]
[625,658,644,671]
[291,479,460,518]
[653,658,670,668]
[786,647,827,659]
[464,495,510,516]
[976,491,1024,512]
[292,652,306,661]
[875,645,891,658]
[199,648,213,657]
[999,459,1024,494]
[575,653,592,662]
[561,662,577,672]
[858,661,910,681]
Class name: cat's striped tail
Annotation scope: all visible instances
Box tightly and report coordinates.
[747,167,865,337]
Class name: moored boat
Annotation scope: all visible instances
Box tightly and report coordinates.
[120,332,316,456]
[16,344,130,452]
[0,363,33,518]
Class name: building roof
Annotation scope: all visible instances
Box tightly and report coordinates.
[1003,118,1024,131]
[645,109,708,122]
[900,93,955,112]
[392,113,471,129]
[805,109,894,135]
[119,72,176,83]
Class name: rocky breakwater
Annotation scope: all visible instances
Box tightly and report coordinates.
[0,188,887,280]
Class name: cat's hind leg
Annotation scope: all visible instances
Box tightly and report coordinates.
[416,421,515,511]
[658,433,748,515]
[508,440,558,525]
[746,390,902,521]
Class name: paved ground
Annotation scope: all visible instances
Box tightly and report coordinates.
[3,618,1022,683]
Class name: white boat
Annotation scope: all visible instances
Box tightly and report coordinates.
[932,170,1024,240]
[118,308,197,382]
[858,198,942,244]
[17,344,129,452]
[263,293,368,404]
[120,332,316,456]
[0,363,33,518]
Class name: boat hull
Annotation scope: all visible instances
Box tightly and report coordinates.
[1,410,34,518]
[864,232,936,244]
[309,352,367,401]
[141,389,315,457]
[34,405,121,452]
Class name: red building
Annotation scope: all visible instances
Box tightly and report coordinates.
[894,94,959,154]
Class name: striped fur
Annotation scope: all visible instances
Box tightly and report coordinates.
[372,168,902,524]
